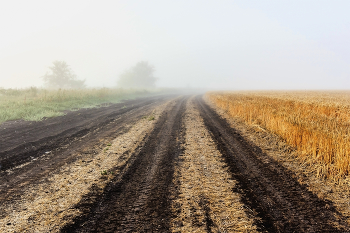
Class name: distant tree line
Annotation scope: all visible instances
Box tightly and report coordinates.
[42,60,157,89]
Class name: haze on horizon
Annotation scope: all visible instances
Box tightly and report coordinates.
[0,0,349,90]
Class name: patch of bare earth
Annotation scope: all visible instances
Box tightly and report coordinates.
[204,95,350,226]
[171,98,257,232]
[61,96,187,232]
[0,100,171,233]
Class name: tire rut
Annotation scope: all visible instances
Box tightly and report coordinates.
[196,95,350,232]
[170,98,257,232]
[0,96,170,205]
[61,96,187,232]
[0,96,168,172]
[198,195,217,233]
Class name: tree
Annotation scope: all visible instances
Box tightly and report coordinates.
[42,61,86,89]
[117,61,157,88]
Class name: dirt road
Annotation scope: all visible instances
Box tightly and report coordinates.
[0,95,171,204]
[1,95,349,232]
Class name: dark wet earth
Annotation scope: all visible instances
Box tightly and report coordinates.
[1,95,349,232]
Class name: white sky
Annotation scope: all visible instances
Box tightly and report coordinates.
[0,0,349,89]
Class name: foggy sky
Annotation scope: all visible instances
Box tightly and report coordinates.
[0,0,349,90]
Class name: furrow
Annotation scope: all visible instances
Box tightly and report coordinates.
[171,98,257,233]
[0,99,171,232]
[196,95,349,232]
[61,96,187,232]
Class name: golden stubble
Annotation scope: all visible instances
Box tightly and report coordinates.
[205,93,350,226]
[171,99,257,233]
[206,91,350,180]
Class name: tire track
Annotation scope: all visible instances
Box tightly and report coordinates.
[0,96,167,172]
[0,96,170,205]
[171,98,257,233]
[0,98,174,232]
[61,96,187,232]
[196,95,350,232]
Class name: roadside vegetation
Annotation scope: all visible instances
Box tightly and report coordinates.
[207,91,350,181]
[0,87,155,124]
[0,58,166,124]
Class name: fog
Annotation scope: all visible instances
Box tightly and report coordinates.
[1,0,349,90]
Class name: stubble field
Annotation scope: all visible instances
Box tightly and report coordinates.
[1,92,350,232]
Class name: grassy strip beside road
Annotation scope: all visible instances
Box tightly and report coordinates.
[0,87,158,124]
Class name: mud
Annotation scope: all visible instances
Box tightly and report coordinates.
[0,96,167,170]
[0,95,171,205]
[1,94,350,232]
[0,98,172,232]
[170,98,257,232]
[195,96,349,232]
[61,96,187,232]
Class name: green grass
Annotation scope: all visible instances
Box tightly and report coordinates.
[101,170,108,175]
[0,87,157,124]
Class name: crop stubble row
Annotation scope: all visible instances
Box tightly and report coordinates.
[1,94,349,232]
[170,98,257,232]
[206,91,350,180]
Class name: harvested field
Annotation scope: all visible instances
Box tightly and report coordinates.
[206,91,350,180]
[197,96,349,232]
[1,94,350,232]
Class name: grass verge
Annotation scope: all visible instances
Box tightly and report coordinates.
[0,87,159,124]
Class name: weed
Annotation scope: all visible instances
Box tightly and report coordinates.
[101,170,113,175]
[101,170,108,175]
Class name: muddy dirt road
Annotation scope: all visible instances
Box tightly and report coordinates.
[0,95,172,204]
[1,95,349,232]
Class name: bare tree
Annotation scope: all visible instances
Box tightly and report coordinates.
[42,61,86,89]
[117,61,157,88]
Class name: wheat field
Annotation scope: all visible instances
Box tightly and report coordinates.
[207,91,350,180]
